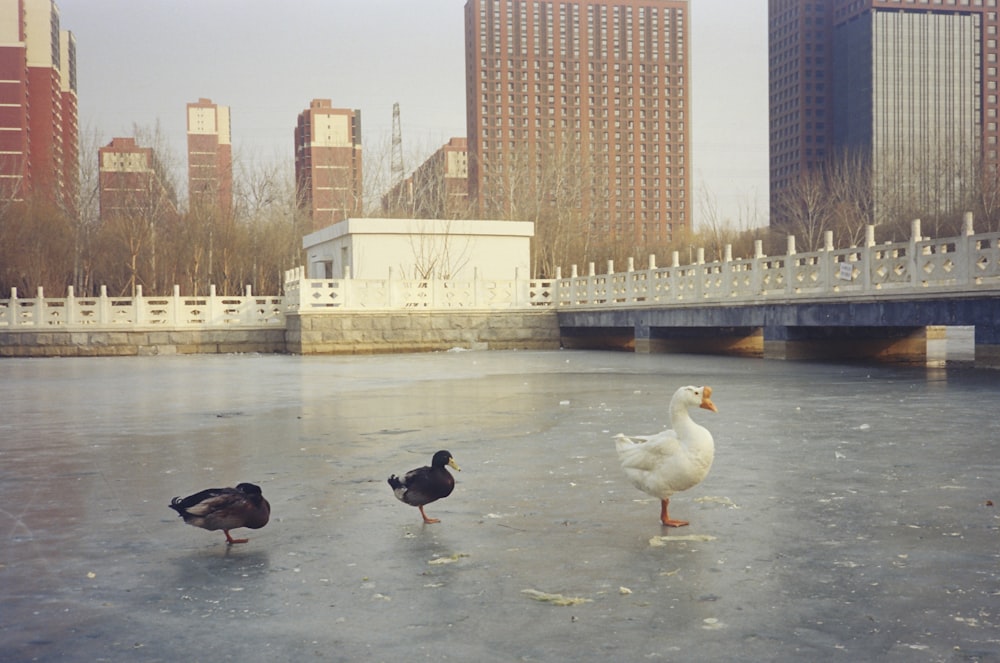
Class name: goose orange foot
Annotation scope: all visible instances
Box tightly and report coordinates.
[660,499,689,527]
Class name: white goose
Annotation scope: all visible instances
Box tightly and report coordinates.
[614,385,718,527]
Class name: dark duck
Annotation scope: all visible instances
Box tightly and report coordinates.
[388,450,460,524]
[169,482,270,544]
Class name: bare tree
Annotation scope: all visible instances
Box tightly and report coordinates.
[973,158,1000,233]
[771,166,833,252]
[233,150,305,293]
[822,147,875,248]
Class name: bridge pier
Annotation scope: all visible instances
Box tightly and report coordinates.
[975,325,1000,369]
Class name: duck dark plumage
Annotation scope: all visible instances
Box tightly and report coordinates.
[388,450,460,524]
[169,482,270,544]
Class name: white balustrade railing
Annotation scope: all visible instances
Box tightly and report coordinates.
[553,219,1000,307]
[282,266,556,312]
[0,284,285,330]
[2,219,998,331]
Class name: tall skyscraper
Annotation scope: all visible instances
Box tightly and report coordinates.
[464,0,691,244]
[769,0,1000,223]
[0,0,78,209]
[186,98,232,217]
[294,99,362,231]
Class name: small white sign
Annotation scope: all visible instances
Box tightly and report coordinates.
[838,262,854,281]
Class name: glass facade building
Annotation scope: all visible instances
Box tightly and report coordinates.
[769,0,999,224]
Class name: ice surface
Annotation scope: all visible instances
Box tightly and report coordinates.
[1,351,998,661]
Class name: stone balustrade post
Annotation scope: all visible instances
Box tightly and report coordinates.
[208,284,218,324]
[786,236,797,295]
[722,245,733,298]
[823,231,835,292]
[242,285,252,324]
[959,212,974,285]
[862,225,875,291]
[99,285,110,325]
[134,285,144,326]
[172,285,181,326]
[569,263,580,305]
[36,286,44,326]
[752,240,764,295]
[587,262,596,304]
[910,219,922,287]
[670,251,680,301]
[694,250,704,299]
[8,287,16,327]
[67,285,76,326]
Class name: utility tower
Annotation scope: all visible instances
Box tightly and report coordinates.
[391,102,404,185]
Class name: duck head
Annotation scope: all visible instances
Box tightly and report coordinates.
[674,385,718,413]
[432,450,461,471]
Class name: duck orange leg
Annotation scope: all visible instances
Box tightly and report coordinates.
[660,499,689,527]
[224,530,249,544]
[419,506,440,524]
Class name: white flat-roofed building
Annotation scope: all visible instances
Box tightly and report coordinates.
[303,218,534,281]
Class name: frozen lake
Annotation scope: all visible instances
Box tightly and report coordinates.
[1,350,998,662]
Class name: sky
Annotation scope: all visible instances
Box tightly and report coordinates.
[57,0,769,227]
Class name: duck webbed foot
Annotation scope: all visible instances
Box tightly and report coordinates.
[419,506,441,524]
[224,530,249,544]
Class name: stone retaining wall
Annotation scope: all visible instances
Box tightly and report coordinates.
[0,310,561,357]
[0,328,288,357]
[285,310,560,354]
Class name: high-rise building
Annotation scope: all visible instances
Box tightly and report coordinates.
[294,99,362,231]
[186,98,232,216]
[0,0,78,208]
[382,137,469,218]
[464,0,691,244]
[98,137,177,223]
[769,0,1000,224]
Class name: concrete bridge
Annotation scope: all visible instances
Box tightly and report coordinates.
[555,218,1000,367]
[2,218,998,367]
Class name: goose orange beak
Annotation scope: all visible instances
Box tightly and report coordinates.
[700,386,718,412]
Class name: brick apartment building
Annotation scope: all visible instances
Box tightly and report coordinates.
[186,97,233,217]
[98,137,177,223]
[382,136,469,219]
[294,99,362,231]
[0,0,77,210]
[464,0,691,244]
